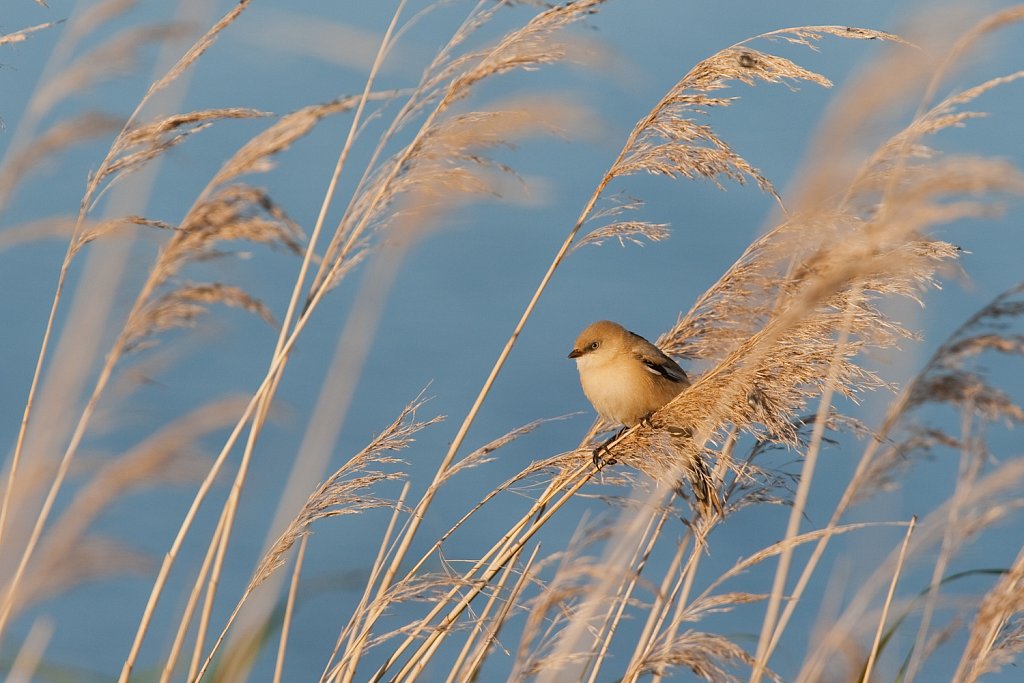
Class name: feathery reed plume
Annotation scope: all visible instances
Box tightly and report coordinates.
[31,24,192,120]
[193,396,441,681]
[7,397,244,617]
[609,27,897,194]
[797,460,1024,683]
[855,283,1024,502]
[253,398,439,593]
[613,98,1024,512]
[124,185,302,290]
[955,548,1024,682]
[311,0,604,296]
[94,108,268,202]
[0,113,123,210]
[644,631,781,683]
[209,96,376,187]
[572,197,671,251]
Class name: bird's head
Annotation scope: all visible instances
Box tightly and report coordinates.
[568,320,629,366]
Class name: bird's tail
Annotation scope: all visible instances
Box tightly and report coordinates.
[687,455,723,518]
[666,426,723,518]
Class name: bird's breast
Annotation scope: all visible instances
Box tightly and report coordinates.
[576,355,682,426]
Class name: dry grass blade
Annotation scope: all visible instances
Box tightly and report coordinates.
[0,21,60,46]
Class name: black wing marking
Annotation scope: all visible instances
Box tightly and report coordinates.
[637,354,689,383]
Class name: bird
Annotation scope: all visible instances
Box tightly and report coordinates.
[568,320,721,515]
[568,320,690,428]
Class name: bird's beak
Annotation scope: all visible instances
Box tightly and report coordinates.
[568,349,582,359]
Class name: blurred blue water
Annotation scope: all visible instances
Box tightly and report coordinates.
[3,0,1024,681]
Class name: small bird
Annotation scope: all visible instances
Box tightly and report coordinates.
[568,320,690,428]
[569,320,720,515]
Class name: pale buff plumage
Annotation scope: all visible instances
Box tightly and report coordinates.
[569,320,721,515]
[568,320,690,427]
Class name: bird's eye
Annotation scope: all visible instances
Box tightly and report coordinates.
[590,341,600,350]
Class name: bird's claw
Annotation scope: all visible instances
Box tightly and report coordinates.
[592,444,611,470]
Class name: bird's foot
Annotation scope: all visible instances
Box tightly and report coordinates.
[591,428,625,470]
[592,442,616,470]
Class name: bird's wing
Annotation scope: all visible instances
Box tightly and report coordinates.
[629,332,689,384]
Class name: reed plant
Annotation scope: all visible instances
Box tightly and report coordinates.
[2,2,1024,681]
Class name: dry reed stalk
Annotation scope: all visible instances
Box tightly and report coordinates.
[862,515,917,683]
[197,36,404,662]
[191,397,436,681]
[363,22,884,679]
[458,544,541,683]
[362,462,596,682]
[116,85,373,672]
[5,618,53,683]
[272,535,307,683]
[795,460,1024,683]
[1,0,254,654]
[517,12,1024,682]
[323,482,411,683]
[763,285,1024,669]
[185,3,598,673]
[752,308,857,681]
[300,6,610,678]
[514,27,932,683]
[582,500,673,683]
[445,542,529,683]
[902,410,983,683]
[618,526,694,683]
[325,434,584,679]
[160,515,224,683]
[509,521,620,681]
